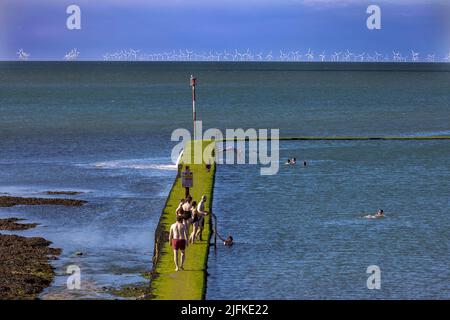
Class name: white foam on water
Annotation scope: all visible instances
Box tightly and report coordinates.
[0,186,91,197]
[400,130,450,137]
[88,159,177,171]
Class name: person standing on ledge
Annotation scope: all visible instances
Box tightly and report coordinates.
[169,215,188,271]
[189,201,200,244]
[196,195,209,241]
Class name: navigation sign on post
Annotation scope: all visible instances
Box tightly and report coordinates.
[181,166,193,197]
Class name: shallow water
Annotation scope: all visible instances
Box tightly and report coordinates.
[0,156,175,299]
[0,62,449,299]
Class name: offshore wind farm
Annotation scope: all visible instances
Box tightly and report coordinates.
[15,48,450,63]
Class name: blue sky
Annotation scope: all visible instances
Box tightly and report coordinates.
[1,0,449,60]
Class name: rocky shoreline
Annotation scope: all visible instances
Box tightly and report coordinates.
[0,233,61,299]
[0,194,86,300]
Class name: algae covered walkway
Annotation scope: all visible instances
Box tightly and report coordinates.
[150,140,216,300]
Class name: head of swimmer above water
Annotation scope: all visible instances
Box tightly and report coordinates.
[224,235,234,246]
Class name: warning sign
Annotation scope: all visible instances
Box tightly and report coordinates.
[181,168,193,188]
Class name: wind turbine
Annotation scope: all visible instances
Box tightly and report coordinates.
[375,52,383,62]
[356,52,365,62]
[411,50,420,62]
[305,49,314,62]
[256,52,263,61]
[392,51,400,62]
[214,51,222,61]
[245,48,253,61]
[222,50,230,61]
[123,49,129,60]
[366,54,374,62]
[185,50,193,61]
[168,50,175,61]
[235,49,243,61]
[399,53,407,62]
[332,51,341,62]
[206,51,212,61]
[343,49,353,62]
[426,54,435,63]
[241,49,248,61]
[16,49,30,61]
[284,51,291,61]
[289,51,296,61]
[64,48,80,61]
[331,52,336,62]
[131,49,140,61]
[118,49,125,60]
[445,52,450,62]
[319,51,326,62]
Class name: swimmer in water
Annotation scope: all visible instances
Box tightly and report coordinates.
[363,209,385,219]
[291,158,297,165]
[223,235,233,246]
[375,209,384,217]
[216,230,233,246]
[285,159,291,165]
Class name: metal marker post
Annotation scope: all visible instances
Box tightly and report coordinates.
[190,75,197,140]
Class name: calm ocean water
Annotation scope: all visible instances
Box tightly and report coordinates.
[0,62,449,299]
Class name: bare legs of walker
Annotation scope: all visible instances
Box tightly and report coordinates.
[195,226,203,241]
[189,225,198,244]
[173,249,186,271]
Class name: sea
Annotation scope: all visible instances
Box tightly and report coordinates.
[0,62,449,299]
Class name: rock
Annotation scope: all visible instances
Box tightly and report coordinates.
[0,218,38,231]
[46,191,83,196]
